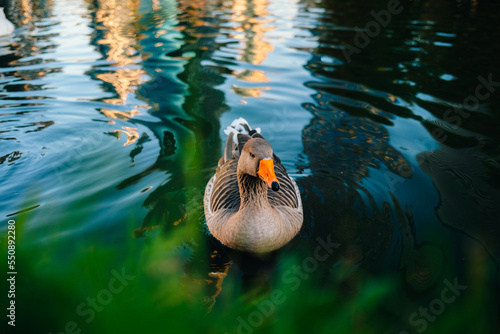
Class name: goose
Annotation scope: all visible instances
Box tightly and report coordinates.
[204,118,303,253]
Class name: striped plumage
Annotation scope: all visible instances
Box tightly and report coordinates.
[204,118,303,253]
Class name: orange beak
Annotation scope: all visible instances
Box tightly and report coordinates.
[257,159,280,191]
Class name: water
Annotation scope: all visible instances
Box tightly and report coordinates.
[1,0,499,333]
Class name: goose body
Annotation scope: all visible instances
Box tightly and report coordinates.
[204,118,303,253]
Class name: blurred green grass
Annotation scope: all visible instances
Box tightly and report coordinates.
[1,203,496,334]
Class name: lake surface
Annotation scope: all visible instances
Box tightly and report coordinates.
[1,0,499,333]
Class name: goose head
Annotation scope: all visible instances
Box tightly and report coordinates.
[238,138,280,192]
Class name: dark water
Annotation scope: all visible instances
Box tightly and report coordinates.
[1,0,499,333]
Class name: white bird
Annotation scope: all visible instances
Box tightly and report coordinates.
[204,118,303,253]
[0,8,14,36]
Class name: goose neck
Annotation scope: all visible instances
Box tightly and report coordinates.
[237,171,269,208]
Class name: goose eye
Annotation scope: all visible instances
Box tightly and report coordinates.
[250,152,255,158]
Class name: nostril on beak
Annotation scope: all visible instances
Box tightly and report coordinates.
[271,181,279,192]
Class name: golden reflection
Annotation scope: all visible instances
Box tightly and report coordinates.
[176,0,273,99]
[8,0,57,78]
[17,0,34,25]
[100,108,141,121]
[91,0,145,106]
[205,256,231,312]
[96,70,145,105]
[90,0,148,147]
[230,0,274,65]
[229,0,274,100]
[152,0,162,12]
[112,126,139,146]
[231,84,270,97]
[234,69,269,82]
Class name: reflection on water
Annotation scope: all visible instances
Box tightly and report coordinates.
[1,0,500,332]
[419,146,500,261]
[228,0,274,65]
[90,0,148,146]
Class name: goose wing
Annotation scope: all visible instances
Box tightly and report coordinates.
[209,158,240,213]
[206,131,243,215]
[268,154,301,210]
